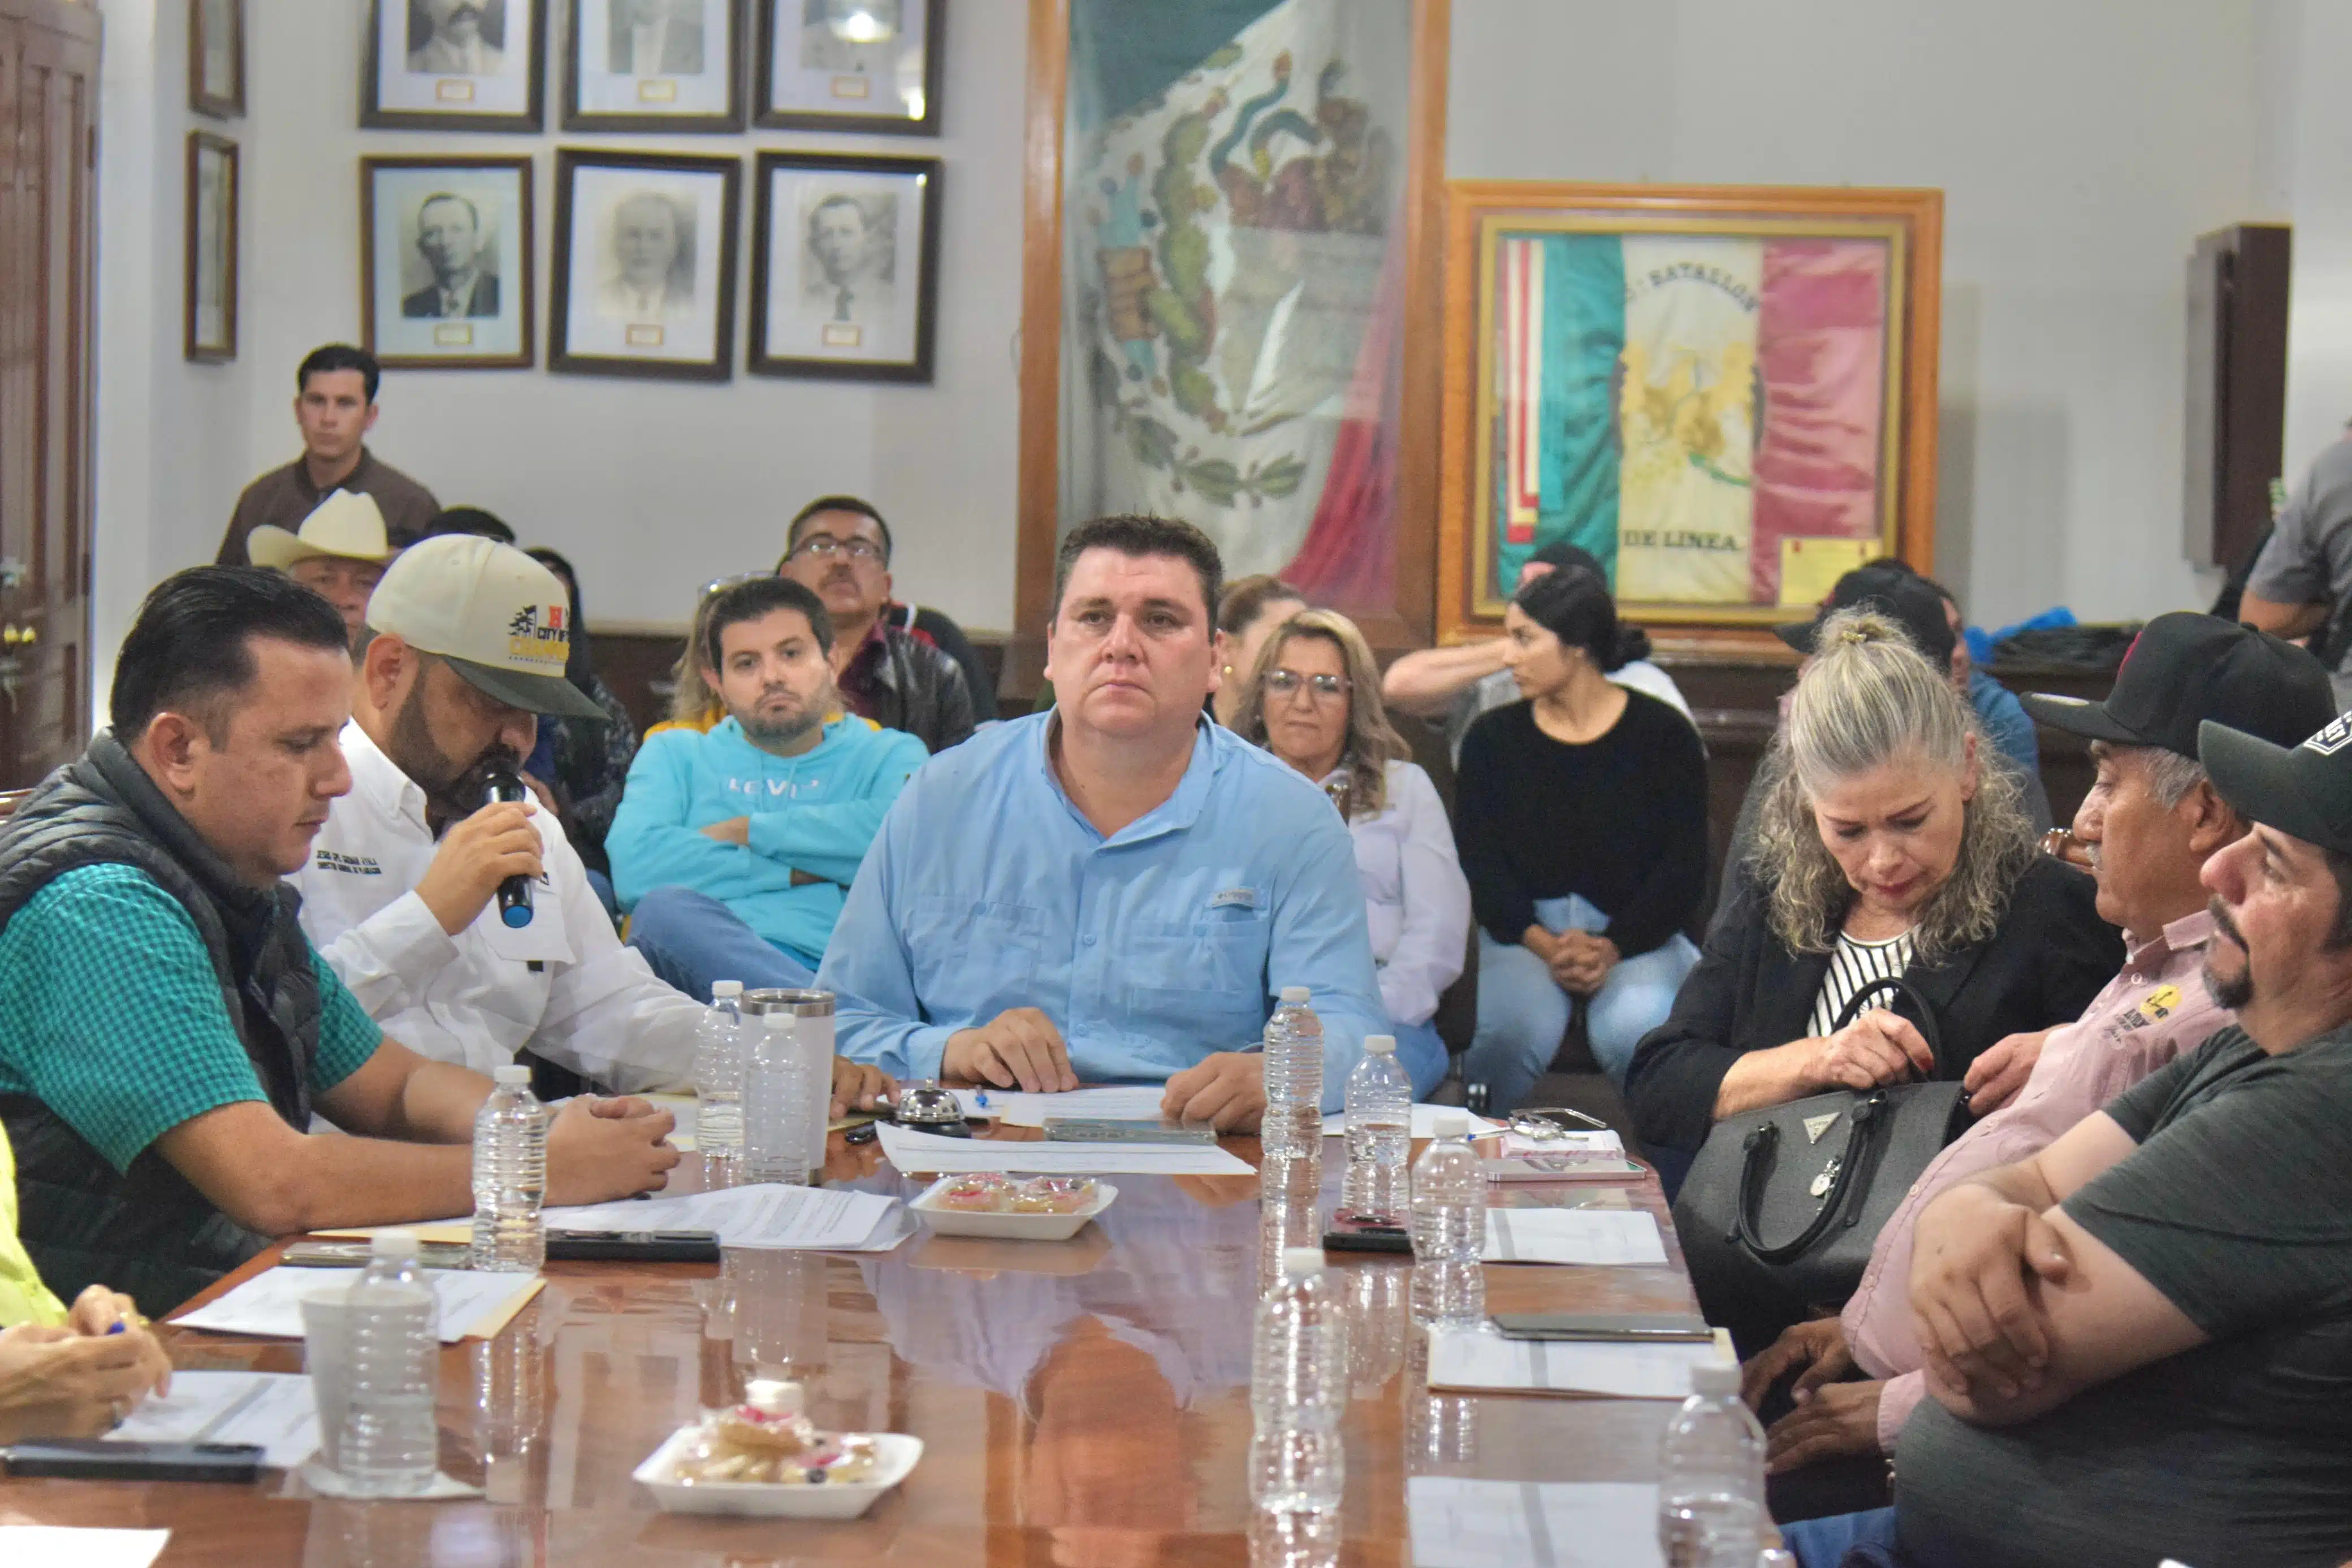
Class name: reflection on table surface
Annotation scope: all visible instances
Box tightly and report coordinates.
[1,1128,1701,1566]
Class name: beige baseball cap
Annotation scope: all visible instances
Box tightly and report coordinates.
[248,490,395,570]
[364,534,607,720]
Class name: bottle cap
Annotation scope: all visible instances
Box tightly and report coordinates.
[1690,1360,1739,1396]
[1280,985,1312,1004]
[371,1228,421,1257]
[1280,1246,1325,1279]
[494,1064,531,1086]
[1430,1111,1471,1140]
[712,980,744,998]
[1363,1034,1396,1055]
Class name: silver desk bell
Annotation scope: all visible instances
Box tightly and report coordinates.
[890,1081,972,1138]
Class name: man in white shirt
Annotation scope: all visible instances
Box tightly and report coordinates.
[595,193,691,324]
[289,536,707,1094]
[1380,541,1696,763]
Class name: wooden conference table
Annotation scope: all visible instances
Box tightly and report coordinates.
[3,1126,1707,1566]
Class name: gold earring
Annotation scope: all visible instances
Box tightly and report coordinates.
[1221,664,1233,677]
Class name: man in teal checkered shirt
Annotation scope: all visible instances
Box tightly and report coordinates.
[0,568,684,1312]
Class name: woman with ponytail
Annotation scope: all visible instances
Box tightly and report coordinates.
[1456,566,1709,1107]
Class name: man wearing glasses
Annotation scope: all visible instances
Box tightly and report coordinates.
[775,497,985,752]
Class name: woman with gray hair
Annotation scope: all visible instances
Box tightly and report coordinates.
[1623,609,2119,1187]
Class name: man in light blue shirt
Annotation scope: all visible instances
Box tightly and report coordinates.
[819,515,1385,1127]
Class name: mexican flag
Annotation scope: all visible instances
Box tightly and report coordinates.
[1496,231,1892,607]
[1061,0,1413,606]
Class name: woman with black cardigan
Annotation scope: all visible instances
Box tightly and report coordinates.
[1623,609,2120,1196]
[1456,566,1710,1110]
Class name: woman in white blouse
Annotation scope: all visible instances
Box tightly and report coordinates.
[1231,609,1471,1095]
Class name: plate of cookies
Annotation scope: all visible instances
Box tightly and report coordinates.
[909,1173,1117,1240]
[634,1379,921,1518]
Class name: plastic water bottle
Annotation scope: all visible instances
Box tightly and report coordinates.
[340,1231,442,1495]
[470,1064,547,1272]
[743,1011,813,1185]
[1260,986,1326,1163]
[1657,1362,1767,1568]
[693,981,747,1162]
[1339,1033,1412,1224]
[1408,1111,1485,1328]
[1248,1247,1347,1512]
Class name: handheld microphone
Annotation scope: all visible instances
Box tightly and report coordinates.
[484,767,534,929]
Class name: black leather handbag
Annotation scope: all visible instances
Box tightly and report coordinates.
[1672,976,1973,1353]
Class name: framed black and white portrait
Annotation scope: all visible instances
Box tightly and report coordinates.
[361,157,535,370]
[564,0,745,132]
[750,151,938,382]
[550,149,741,381]
[191,0,245,118]
[363,0,548,132]
[755,0,941,136]
[185,132,237,362]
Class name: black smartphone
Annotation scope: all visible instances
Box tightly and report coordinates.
[1490,1312,1714,1342]
[544,1229,721,1263]
[1321,1217,1413,1254]
[4,1439,263,1483]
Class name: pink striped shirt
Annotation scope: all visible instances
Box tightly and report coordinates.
[1839,909,2228,1451]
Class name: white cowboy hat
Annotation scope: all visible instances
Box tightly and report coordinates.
[247,490,395,570]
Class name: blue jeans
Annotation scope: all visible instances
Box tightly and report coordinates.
[1780,1507,1901,1568]
[1389,1015,1449,1099]
[626,886,818,1003]
[1467,894,1698,1109]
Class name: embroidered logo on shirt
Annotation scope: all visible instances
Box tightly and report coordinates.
[2107,984,2182,1036]
[1210,887,1258,909]
[313,850,382,875]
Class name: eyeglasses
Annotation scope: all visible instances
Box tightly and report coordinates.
[790,534,887,565]
[1264,669,1351,701]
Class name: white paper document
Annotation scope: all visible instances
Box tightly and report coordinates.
[109,1370,321,1469]
[1499,1128,1624,1157]
[982,1086,1178,1127]
[1408,1477,1663,1568]
[175,1267,541,1343]
[1425,1327,1727,1399]
[544,1183,903,1251]
[0,1529,172,1568]
[1482,1208,1666,1266]
[1322,1105,1504,1138]
[876,1121,1254,1176]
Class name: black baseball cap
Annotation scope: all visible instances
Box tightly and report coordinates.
[2200,712,2352,856]
[1774,566,1957,668]
[2020,613,2334,757]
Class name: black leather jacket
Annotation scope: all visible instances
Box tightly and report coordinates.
[841,624,977,753]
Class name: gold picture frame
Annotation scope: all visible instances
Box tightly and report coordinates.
[1437,181,1943,646]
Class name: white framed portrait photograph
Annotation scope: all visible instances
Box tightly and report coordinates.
[361,157,535,370]
[749,150,938,382]
[185,132,237,362]
[564,0,745,132]
[363,0,547,132]
[550,148,741,381]
[755,0,941,136]
[191,0,245,118]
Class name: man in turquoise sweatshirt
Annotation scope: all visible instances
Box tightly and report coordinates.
[611,577,927,998]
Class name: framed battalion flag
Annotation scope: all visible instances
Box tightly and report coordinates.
[1437,181,1943,640]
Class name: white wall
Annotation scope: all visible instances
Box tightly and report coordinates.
[232,0,1028,635]
[92,0,261,718]
[1447,0,2268,626]
[2264,1,2352,483]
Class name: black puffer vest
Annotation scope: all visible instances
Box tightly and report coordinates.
[0,730,320,1314]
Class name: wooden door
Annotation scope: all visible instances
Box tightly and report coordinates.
[0,0,96,789]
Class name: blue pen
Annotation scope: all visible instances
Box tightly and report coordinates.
[973,1090,990,1108]
[106,1320,127,1335]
